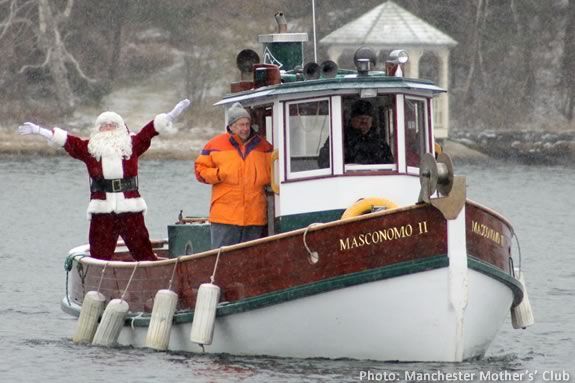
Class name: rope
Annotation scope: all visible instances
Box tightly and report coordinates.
[97,263,108,293]
[120,263,139,301]
[130,312,145,331]
[64,254,88,306]
[512,230,523,272]
[64,254,76,272]
[210,247,224,284]
[77,262,89,286]
[168,258,180,291]
[303,223,321,263]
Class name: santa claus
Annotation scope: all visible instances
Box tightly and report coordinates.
[17,99,191,261]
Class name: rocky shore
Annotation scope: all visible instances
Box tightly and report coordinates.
[449,129,575,166]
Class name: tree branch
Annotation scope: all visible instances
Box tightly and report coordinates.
[0,0,39,40]
[18,47,51,73]
[62,44,97,83]
[53,0,74,23]
[461,0,485,98]
[0,0,18,40]
[62,0,73,18]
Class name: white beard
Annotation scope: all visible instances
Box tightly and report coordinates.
[88,128,133,161]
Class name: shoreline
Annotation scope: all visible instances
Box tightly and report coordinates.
[0,136,494,164]
[2,131,573,166]
[0,131,202,161]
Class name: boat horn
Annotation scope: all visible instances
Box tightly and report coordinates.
[237,49,260,81]
[231,49,260,93]
[303,62,321,80]
[320,60,338,78]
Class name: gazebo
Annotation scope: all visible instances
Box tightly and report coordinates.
[320,1,457,138]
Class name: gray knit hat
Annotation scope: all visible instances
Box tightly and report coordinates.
[227,102,251,126]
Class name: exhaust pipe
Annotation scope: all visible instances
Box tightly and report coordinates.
[275,12,287,33]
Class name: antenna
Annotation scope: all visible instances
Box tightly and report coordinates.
[312,0,317,63]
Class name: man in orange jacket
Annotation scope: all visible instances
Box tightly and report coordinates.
[195,102,273,248]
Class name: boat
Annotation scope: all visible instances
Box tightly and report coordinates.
[61,13,533,362]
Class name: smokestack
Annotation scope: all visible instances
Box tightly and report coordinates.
[275,12,287,33]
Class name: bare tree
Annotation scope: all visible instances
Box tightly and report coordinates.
[561,0,575,121]
[1,0,96,115]
[461,0,487,104]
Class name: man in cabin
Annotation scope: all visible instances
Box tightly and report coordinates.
[318,99,393,167]
[16,99,191,261]
[195,102,273,249]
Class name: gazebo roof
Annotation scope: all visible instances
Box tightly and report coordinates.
[320,1,457,47]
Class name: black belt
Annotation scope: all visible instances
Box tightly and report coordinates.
[90,176,138,193]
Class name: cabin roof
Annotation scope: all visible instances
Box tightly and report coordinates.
[216,74,444,106]
[320,1,457,48]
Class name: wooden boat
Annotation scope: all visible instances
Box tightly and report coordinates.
[61,15,533,362]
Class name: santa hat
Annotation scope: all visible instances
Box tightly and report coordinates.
[94,111,127,132]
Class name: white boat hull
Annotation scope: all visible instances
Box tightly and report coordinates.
[105,267,512,362]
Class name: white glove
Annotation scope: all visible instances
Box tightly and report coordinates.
[166,99,191,121]
[17,122,53,139]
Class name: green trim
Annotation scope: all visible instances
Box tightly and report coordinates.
[467,256,524,306]
[223,75,443,99]
[63,254,524,327]
[216,255,449,317]
[216,74,444,106]
[128,254,449,327]
[276,209,344,232]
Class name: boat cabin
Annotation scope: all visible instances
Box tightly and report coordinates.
[214,27,444,234]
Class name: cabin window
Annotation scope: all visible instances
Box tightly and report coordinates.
[342,95,396,171]
[285,98,331,179]
[405,97,429,168]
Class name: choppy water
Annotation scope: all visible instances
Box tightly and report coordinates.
[0,156,573,382]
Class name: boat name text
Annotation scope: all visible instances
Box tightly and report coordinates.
[339,221,428,251]
[471,220,503,246]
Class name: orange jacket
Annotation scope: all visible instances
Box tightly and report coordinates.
[195,132,273,226]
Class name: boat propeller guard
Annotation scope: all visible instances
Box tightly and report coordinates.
[418,153,466,220]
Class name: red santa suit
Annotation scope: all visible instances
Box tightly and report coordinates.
[50,112,172,261]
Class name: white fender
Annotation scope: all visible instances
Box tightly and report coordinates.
[72,291,106,344]
[145,289,178,350]
[92,299,129,346]
[190,283,220,346]
[511,270,535,329]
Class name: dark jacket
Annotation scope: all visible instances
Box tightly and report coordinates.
[318,127,393,167]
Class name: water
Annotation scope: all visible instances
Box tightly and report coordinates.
[0,156,573,382]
